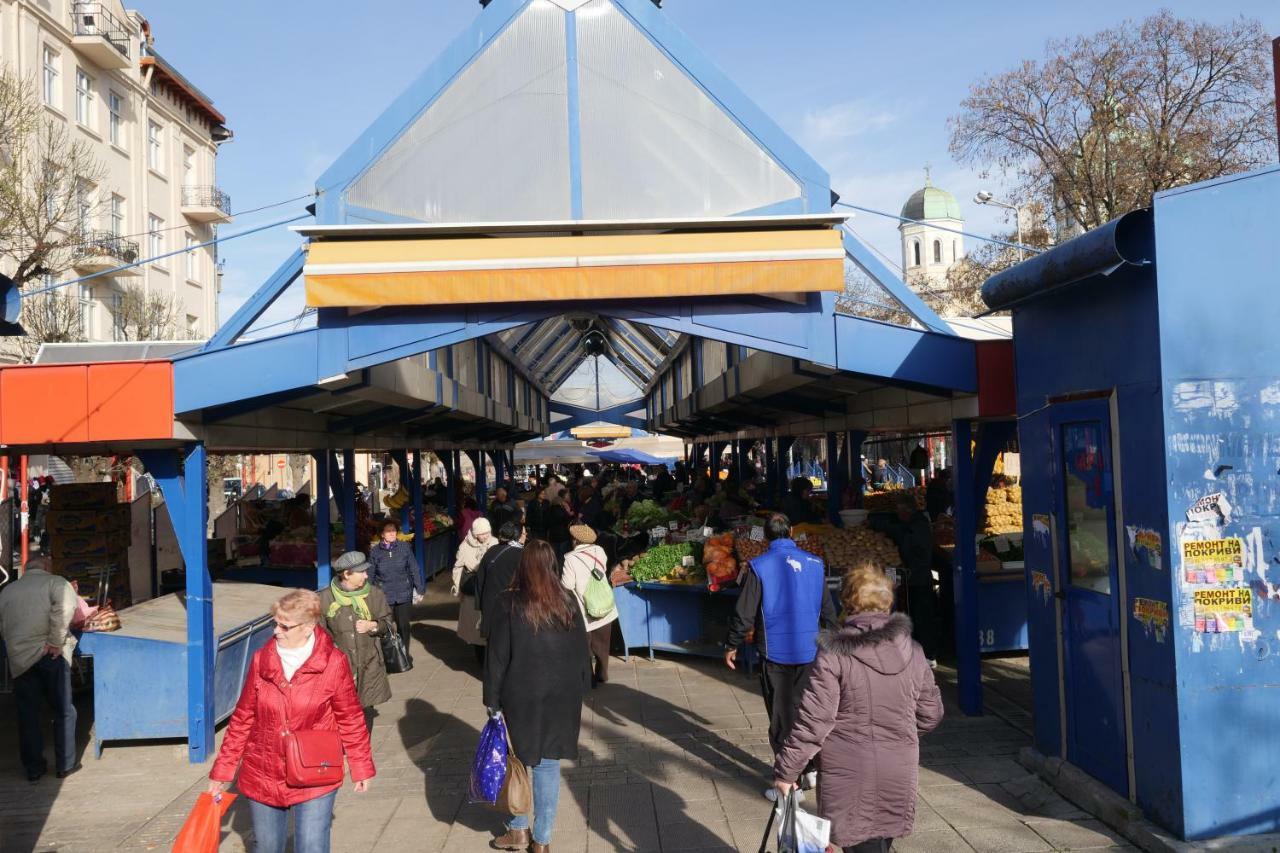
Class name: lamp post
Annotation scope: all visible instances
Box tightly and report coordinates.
[974,191,1028,260]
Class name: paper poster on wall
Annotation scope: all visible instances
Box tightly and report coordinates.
[1192,587,1252,633]
[1032,514,1050,544]
[1186,492,1232,524]
[1030,570,1052,604]
[1126,526,1164,567]
[1132,598,1170,642]
[1181,537,1244,584]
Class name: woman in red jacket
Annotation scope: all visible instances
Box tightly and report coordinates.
[207,589,375,853]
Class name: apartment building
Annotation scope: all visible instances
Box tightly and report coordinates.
[0,0,231,342]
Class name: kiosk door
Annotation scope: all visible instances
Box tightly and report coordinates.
[1051,400,1127,795]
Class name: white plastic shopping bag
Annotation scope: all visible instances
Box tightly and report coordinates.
[776,791,831,853]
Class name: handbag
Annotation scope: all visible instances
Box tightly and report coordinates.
[283,729,344,788]
[494,724,531,816]
[380,624,413,674]
[459,567,479,597]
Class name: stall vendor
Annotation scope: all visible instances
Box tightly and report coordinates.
[872,493,938,664]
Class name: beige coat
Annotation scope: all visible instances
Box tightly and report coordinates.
[562,543,618,633]
[452,526,495,646]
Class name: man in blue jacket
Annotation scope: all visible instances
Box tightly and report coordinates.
[725,513,837,795]
[369,520,424,664]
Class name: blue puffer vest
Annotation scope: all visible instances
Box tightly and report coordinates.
[750,539,826,665]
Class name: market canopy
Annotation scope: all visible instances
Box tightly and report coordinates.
[589,447,675,466]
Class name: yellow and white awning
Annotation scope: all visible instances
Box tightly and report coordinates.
[298,215,848,308]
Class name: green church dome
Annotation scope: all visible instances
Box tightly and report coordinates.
[901,183,962,222]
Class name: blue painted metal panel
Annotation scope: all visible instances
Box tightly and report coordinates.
[1152,165,1280,840]
[313,450,332,588]
[951,419,980,715]
[314,0,529,221]
[565,10,583,220]
[835,314,976,393]
[201,249,305,352]
[977,575,1030,652]
[174,329,319,414]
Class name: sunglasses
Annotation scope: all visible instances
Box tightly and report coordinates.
[274,621,300,632]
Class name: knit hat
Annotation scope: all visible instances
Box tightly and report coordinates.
[569,523,597,545]
[333,550,370,576]
[470,518,492,538]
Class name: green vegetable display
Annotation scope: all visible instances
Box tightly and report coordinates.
[629,543,695,582]
[625,499,669,531]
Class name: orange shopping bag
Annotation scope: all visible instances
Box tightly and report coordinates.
[172,791,236,853]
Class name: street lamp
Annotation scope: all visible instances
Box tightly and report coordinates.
[974,191,1027,260]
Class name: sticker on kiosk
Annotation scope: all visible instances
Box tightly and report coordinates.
[1181,537,1244,584]
[1192,587,1252,633]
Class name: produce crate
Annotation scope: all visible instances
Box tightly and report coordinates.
[50,482,118,510]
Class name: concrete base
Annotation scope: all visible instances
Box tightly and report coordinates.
[1018,747,1280,852]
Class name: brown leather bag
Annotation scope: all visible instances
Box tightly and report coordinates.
[494,728,531,816]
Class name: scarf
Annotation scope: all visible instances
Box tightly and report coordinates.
[327,578,372,620]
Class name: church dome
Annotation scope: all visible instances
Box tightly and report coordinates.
[901,183,962,222]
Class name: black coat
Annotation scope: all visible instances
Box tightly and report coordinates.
[487,499,521,536]
[483,590,590,766]
[476,542,524,639]
[545,504,571,546]
[369,540,423,606]
[876,511,935,583]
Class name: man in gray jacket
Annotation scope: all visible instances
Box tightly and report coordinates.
[0,556,80,782]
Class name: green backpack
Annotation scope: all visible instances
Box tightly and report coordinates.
[579,553,616,619]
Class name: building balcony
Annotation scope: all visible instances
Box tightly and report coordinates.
[69,3,131,70]
[73,232,141,276]
[181,186,232,223]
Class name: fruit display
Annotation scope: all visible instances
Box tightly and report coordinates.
[933,513,956,548]
[981,485,1023,535]
[735,534,769,562]
[863,486,926,513]
[701,533,739,586]
[821,526,900,573]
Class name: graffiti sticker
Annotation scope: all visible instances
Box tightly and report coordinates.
[1126,526,1164,567]
[1030,570,1052,604]
[1132,598,1170,642]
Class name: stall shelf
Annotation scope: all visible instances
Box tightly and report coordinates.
[614,581,741,661]
[978,569,1029,653]
[77,582,281,756]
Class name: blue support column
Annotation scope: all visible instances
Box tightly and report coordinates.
[826,432,842,525]
[952,419,981,716]
[412,451,426,584]
[139,444,213,762]
[342,449,356,553]
[848,430,868,509]
[313,451,331,588]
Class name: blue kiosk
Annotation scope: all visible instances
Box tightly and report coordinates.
[14,0,1018,764]
[985,164,1280,841]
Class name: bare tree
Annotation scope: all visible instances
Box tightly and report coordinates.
[0,66,111,288]
[9,291,86,361]
[950,12,1276,234]
[113,283,182,341]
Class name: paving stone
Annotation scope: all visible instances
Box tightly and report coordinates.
[958,822,1054,853]
[1026,818,1129,849]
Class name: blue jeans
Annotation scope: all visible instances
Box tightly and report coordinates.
[507,758,561,845]
[14,655,77,777]
[249,790,336,853]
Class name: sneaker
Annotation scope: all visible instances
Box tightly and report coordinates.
[928,659,938,669]
[800,770,818,790]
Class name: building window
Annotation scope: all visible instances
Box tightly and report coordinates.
[107,90,123,146]
[79,284,94,339]
[75,181,92,234]
[185,234,197,281]
[182,146,195,186]
[108,194,123,236]
[932,240,941,264]
[186,314,199,336]
[147,121,163,171]
[75,68,94,127]
[911,240,921,267]
[952,240,958,262]
[148,214,164,264]
[42,46,59,107]
[110,294,124,341]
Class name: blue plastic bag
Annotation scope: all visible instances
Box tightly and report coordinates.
[469,715,509,805]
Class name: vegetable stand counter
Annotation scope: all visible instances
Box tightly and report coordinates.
[614,581,743,661]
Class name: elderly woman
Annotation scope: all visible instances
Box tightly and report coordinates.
[452,517,495,662]
[561,523,617,686]
[772,566,943,853]
[208,589,375,853]
[320,551,393,726]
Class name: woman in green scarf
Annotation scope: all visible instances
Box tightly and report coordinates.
[319,551,393,724]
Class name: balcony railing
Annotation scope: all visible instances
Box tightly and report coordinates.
[181,186,231,213]
[77,231,140,264]
[70,2,130,60]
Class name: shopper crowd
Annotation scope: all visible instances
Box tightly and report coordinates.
[3,460,947,853]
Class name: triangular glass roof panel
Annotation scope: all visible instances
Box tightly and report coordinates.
[575,0,802,218]
[346,1,571,222]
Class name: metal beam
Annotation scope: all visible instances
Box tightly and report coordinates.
[313,450,331,588]
[202,248,305,352]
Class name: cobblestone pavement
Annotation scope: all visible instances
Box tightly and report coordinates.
[1,578,1134,852]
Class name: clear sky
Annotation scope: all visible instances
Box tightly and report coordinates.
[140,0,1280,334]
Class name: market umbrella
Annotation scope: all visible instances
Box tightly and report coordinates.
[589,448,675,466]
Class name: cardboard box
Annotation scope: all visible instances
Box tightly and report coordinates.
[49,482,118,511]
[50,533,129,559]
[45,505,129,535]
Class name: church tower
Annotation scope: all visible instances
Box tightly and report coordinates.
[899,169,965,291]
